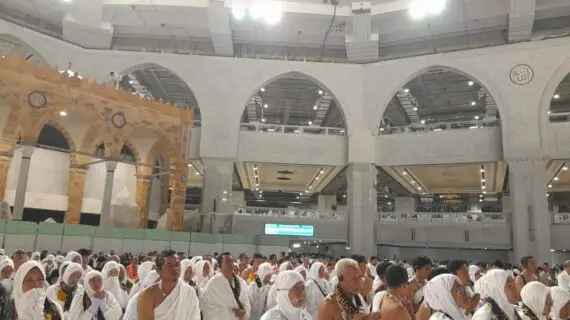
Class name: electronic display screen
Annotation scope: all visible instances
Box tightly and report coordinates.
[264,224,314,236]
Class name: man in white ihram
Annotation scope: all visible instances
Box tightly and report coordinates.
[557,260,570,291]
[137,249,200,320]
[201,252,251,320]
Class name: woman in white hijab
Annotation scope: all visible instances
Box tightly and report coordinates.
[68,270,122,320]
[46,261,83,316]
[472,269,520,320]
[266,261,296,310]
[424,274,471,320]
[128,261,155,299]
[0,258,14,318]
[294,266,307,282]
[43,254,58,284]
[192,259,212,289]
[305,262,332,320]
[248,262,274,320]
[180,259,200,297]
[517,281,552,320]
[101,261,129,309]
[123,270,160,320]
[469,266,481,286]
[31,252,41,262]
[280,262,293,273]
[550,286,570,320]
[13,260,64,320]
[65,251,83,264]
[261,270,312,320]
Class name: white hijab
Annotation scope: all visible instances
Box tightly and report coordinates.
[43,254,57,273]
[13,260,50,319]
[137,261,155,283]
[57,261,72,284]
[521,281,550,320]
[424,274,467,320]
[550,286,570,320]
[274,270,311,319]
[308,262,327,287]
[83,270,103,298]
[102,261,125,306]
[180,259,194,282]
[294,265,307,281]
[192,260,212,288]
[257,262,274,284]
[65,251,82,264]
[279,262,292,272]
[468,265,480,284]
[62,262,83,286]
[0,258,14,274]
[475,269,516,320]
[31,252,40,261]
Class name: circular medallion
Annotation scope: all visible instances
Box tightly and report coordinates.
[111,112,126,128]
[510,64,534,85]
[28,91,47,109]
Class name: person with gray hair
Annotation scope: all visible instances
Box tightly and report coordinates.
[317,258,380,320]
[557,260,570,291]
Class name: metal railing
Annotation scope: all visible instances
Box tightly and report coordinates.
[378,119,501,135]
[549,112,570,123]
[233,206,345,220]
[553,213,570,224]
[240,123,346,136]
[378,212,508,224]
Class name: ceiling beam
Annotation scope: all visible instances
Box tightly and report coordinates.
[508,0,536,43]
[207,0,234,57]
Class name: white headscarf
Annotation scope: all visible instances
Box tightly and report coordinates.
[469,265,480,284]
[279,262,292,272]
[294,265,307,280]
[43,254,56,273]
[193,260,212,288]
[424,274,467,320]
[189,256,202,265]
[137,261,155,283]
[521,281,550,320]
[180,259,194,281]
[0,258,14,274]
[13,260,49,319]
[256,262,274,284]
[142,270,160,289]
[62,262,82,286]
[83,270,103,298]
[274,270,311,319]
[31,252,40,261]
[101,261,124,306]
[65,251,82,264]
[550,286,570,320]
[475,269,516,320]
[308,262,326,285]
[57,261,72,284]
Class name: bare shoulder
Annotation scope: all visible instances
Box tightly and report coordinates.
[140,284,160,303]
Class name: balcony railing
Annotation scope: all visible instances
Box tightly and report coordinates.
[378,119,501,135]
[240,123,346,136]
[553,213,570,224]
[549,112,570,123]
[234,206,345,220]
[378,212,508,224]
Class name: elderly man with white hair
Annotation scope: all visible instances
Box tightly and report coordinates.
[317,258,380,320]
[557,260,570,291]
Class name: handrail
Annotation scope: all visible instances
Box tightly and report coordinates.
[240,123,346,136]
[233,206,345,220]
[378,211,508,224]
[378,118,501,135]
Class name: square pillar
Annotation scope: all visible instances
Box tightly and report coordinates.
[347,163,377,257]
[0,154,11,201]
[200,158,234,214]
[167,161,187,231]
[508,159,550,264]
[136,166,153,228]
[318,195,337,211]
[64,155,90,224]
[99,161,117,227]
[13,146,34,220]
[231,190,245,207]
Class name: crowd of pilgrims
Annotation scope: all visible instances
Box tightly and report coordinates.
[0,248,569,320]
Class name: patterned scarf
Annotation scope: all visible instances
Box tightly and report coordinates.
[333,285,363,319]
[43,298,62,320]
[484,297,512,320]
[520,303,540,320]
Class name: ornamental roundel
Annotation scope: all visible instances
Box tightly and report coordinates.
[509,64,534,86]
[111,112,127,129]
[28,91,47,109]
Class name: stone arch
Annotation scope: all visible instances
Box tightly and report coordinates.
[79,124,115,157]
[35,120,76,151]
[118,62,203,126]
[539,56,570,134]
[0,34,48,65]
[373,64,506,133]
[120,140,141,163]
[239,71,349,132]
[0,108,22,140]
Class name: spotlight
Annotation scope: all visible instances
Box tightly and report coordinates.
[471,101,477,106]
[554,94,560,99]
[261,118,266,122]
[59,111,67,116]
[420,119,426,124]
[563,166,568,171]
[308,121,313,125]
[318,89,324,95]
[263,104,268,108]
[403,88,410,93]
[313,106,318,110]
[232,5,247,20]
[413,107,418,111]
[474,116,480,120]
[468,81,474,86]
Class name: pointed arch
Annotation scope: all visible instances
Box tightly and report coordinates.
[120,140,141,163]
[35,120,76,151]
[539,56,570,134]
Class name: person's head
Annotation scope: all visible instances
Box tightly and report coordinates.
[309,262,326,281]
[475,269,520,319]
[350,255,367,275]
[294,266,307,281]
[370,256,378,266]
[77,249,91,268]
[385,265,409,297]
[156,249,180,283]
[137,261,156,282]
[376,261,393,281]
[252,253,264,267]
[521,281,552,318]
[180,259,194,283]
[194,260,211,279]
[257,262,274,285]
[62,262,82,288]
[84,270,104,297]
[217,252,234,277]
[424,274,470,320]
[447,260,469,285]
[238,252,249,264]
[11,249,28,270]
[564,260,570,274]
[336,258,362,295]
[275,270,306,310]
[0,259,15,279]
[269,254,277,264]
[45,254,55,267]
[427,266,449,280]
[521,256,537,273]
[14,261,45,297]
[279,261,293,272]
[412,256,433,280]
[551,286,570,320]
[476,261,488,273]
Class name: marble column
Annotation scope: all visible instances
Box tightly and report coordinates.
[167,161,187,231]
[99,161,117,227]
[347,163,378,257]
[64,155,90,224]
[200,158,234,214]
[12,146,34,220]
[0,153,11,201]
[508,158,550,264]
[136,166,153,228]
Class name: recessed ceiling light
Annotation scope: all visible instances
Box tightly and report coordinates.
[554,94,560,99]
[479,194,483,198]
[554,177,560,181]
[548,184,553,188]
[411,181,416,184]
[563,166,568,171]
[320,170,324,174]
[263,104,268,108]
[387,202,392,205]
[471,101,477,106]
[417,187,422,191]
[480,168,485,173]
[481,179,485,183]
[379,128,385,132]
[403,88,410,93]
[468,81,474,86]
[474,116,480,120]
[195,171,199,175]
[318,90,323,95]
[402,171,407,175]
[546,193,550,197]
[343,194,347,198]
[187,164,192,167]
[384,195,388,198]
[59,111,67,116]
[413,107,418,111]
[482,191,487,194]
[315,177,319,180]
[261,118,266,122]
[548,110,552,115]
[479,199,483,202]
[420,119,426,124]
[308,121,313,125]
[550,249,555,252]
[313,106,318,110]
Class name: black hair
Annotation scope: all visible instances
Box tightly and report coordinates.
[521,256,534,268]
[447,260,468,275]
[370,256,378,261]
[78,248,91,256]
[350,254,366,264]
[217,252,232,267]
[412,256,432,271]
[427,266,449,280]
[376,261,393,278]
[253,253,264,260]
[493,260,505,269]
[385,265,408,288]
[476,261,487,269]
[156,249,177,270]
[269,254,277,260]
